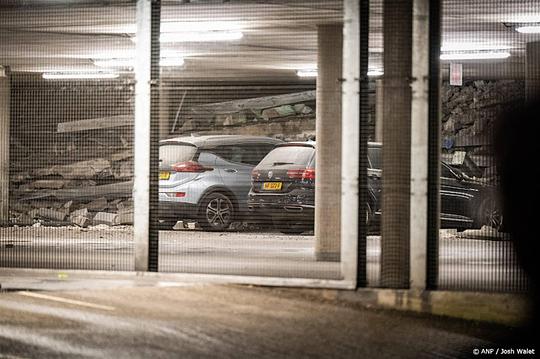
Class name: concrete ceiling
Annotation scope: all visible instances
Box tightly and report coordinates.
[1,0,540,80]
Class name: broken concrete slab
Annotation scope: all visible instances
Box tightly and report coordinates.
[86,197,108,211]
[71,215,91,228]
[57,114,132,133]
[457,225,506,240]
[262,105,296,119]
[29,180,67,190]
[63,200,73,211]
[114,211,133,225]
[117,199,133,211]
[110,150,133,162]
[450,151,483,178]
[29,208,68,221]
[93,212,117,226]
[32,158,112,180]
[113,162,133,179]
[194,90,316,114]
[173,221,186,230]
[20,180,133,201]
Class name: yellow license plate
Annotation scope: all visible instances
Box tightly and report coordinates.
[263,182,282,190]
[159,171,170,180]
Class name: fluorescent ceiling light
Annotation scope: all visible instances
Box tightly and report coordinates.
[367,70,384,77]
[42,72,119,80]
[159,57,185,67]
[440,51,511,60]
[441,43,512,51]
[94,57,184,67]
[159,31,243,43]
[503,15,540,23]
[515,25,540,33]
[296,69,317,78]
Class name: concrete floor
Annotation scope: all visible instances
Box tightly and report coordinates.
[0,284,516,358]
[0,227,527,291]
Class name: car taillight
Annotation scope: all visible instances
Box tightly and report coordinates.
[287,169,305,179]
[302,168,315,181]
[287,168,315,181]
[171,161,212,173]
[251,169,260,180]
[165,192,186,198]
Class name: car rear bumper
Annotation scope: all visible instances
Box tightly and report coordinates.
[247,191,315,222]
[158,201,199,221]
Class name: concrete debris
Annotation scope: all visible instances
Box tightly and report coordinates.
[86,197,108,211]
[442,80,523,153]
[194,90,316,115]
[29,208,68,221]
[450,151,483,178]
[262,105,296,119]
[29,180,67,189]
[93,212,117,226]
[57,114,132,133]
[113,161,133,179]
[32,158,112,180]
[172,221,199,230]
[110,150,133,162]
[117,199,133,211]
[71,215,91,228]
[114,211,133,225]
[457,225,506,240]
[173,221,186,230]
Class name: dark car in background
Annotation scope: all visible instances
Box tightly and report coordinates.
[248,141,501,234]
[159,135,282,230]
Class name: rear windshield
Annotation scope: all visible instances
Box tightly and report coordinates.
[159,144,197,167]
[258,145,314,168]
[368,146,382,170]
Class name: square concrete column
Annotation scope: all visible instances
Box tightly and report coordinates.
[380,0,413,288]
[159,81,171,139]
[134,0,160,271]
[315,24,343,262]
[375,79,384,143]
[0,66,10,226]
[526,41,540,101]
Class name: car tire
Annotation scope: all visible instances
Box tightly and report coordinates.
[199,192,235,231]
[476,196,503,231]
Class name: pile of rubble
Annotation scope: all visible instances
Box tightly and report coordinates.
[441,80,524,179]
[10,151,134,228]
[442,80,523,145]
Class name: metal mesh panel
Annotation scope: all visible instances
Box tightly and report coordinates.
[0,2,136,271]
[155,1,345,280]
[436,0,533,292]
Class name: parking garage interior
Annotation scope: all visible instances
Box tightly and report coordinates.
[0,0,537,293]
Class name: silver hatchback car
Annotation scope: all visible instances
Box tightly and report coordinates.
[158,135,282,230]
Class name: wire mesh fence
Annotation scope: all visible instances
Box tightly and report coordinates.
[0,0,533,292]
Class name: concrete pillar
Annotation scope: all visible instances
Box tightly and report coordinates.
[375,79,383,143]
[0,66,10,226]
[315,24,343,262]
[341,0,360,283]
[134,0,160,271]
[159,81,170,139]
[526,41,540,101]
[409,0,430,290]
[380,0,413,288]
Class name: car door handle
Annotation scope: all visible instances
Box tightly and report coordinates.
[224,169,238,173]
